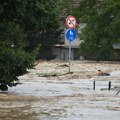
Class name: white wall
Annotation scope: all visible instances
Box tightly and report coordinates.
[113,43,120,49]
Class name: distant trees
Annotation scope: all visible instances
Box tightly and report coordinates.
[73,0,120,60]
[0,0,61,91]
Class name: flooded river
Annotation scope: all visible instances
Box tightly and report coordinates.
[0,71,120,120]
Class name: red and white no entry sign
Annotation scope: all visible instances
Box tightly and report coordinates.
[66,16,77,28]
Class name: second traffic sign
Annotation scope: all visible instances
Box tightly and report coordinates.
[66,29,76,42]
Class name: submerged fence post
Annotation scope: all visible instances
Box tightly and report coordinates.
[93,81,95,90]
[108,81,111,90]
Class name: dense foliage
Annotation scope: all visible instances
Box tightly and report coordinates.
[0,0,61,91]
[23,0,61,59]
[73,0,120,60]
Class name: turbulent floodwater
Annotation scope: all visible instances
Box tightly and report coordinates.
[0,71,120,120]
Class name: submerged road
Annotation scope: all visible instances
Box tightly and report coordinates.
[0,71,120,120]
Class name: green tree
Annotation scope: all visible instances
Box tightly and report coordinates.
[0,21,35,91]
[0,0,61,91]
[75,0,120,61]
[24,0,61,59]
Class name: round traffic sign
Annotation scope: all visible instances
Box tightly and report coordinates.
[66,29,76,42]
[66,16,77,28]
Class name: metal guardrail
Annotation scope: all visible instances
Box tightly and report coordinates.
[93,81,111,90]
[93,80,120,95]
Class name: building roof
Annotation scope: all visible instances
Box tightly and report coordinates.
[54,44,79,48]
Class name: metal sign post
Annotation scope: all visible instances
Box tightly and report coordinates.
[69,41,71,73]
[66,29,76,73]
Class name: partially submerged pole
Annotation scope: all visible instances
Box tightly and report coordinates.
[69,41,71,73]
[93,81,95,90]
[108,81,111,90]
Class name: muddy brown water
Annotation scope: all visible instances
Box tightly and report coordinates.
[0,73,120,120]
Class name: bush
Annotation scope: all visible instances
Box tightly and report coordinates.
[0,45,35,91]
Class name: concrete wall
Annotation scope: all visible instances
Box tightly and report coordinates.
[52,48,74,60]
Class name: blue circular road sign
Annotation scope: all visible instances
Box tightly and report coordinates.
[66,29,76,42]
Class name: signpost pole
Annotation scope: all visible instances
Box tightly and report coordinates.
[66,15,77,73]
[69,41,71,73]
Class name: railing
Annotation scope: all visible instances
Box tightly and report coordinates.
[93,80,111,90]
